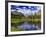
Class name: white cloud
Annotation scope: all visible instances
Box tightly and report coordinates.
[11,6,41,16]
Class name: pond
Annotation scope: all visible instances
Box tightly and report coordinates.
[11,22,41,31]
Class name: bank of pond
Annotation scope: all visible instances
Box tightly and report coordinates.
[11,19,41,32]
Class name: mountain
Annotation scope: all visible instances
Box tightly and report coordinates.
[35,10,41,15]
[11,11,24,16]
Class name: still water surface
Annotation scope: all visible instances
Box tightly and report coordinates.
[11,22,41,31]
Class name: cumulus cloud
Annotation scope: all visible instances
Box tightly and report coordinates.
[11,5,41,16]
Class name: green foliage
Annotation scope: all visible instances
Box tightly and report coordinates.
[11,11,41,31]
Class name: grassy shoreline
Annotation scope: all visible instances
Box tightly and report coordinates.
[11,18,41,26]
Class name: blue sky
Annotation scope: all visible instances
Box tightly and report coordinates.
[11,5,41,16]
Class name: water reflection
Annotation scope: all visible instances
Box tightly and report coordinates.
[11,22,41,31]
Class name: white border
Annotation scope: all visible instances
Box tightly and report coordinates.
[8,2,43,35]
